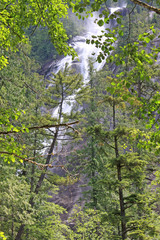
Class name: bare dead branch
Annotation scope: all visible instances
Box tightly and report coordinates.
[130,0,160,14]
[0,151,65,170]
[0,120,79,135]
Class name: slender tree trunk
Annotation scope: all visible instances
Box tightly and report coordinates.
[11,205,14,239]
[35,128,59,194]
[113,99,126,240]
[30,132,37,193]
[31,106,38,193]
[90,70,97,208]
[15,131,59,240]
[15,92,64,240]
[91,136,97,207]
[136,82,143,240]
[117,160,126,240]
[15,225,25,240]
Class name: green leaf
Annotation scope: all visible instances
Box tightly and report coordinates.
[144,37,150,43]
[97,20,104,27]
[126,82,131,88]
[10,155,15,163]
[117,18,121,24]
[79,8,84,13]
[118,30,124,36]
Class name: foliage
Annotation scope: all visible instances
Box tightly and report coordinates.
[0,232,7,240]
[69,207,115,239]
[27,11,85,65]
[1,0,160,240]
[0,0,77,70]
[27,27,58,64]
[0,164,74,240]
[0,107,27,164]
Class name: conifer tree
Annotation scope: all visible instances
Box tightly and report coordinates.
[14,64,88,239]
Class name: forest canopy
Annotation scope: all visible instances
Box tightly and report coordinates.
[1,0,160,240]
[0,0,77,70]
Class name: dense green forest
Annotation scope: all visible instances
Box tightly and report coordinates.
[1,0,160,239]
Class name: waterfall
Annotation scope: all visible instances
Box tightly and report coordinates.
[49,12,106,82]
[45,3,128,153]
[48,2,127,79]
[49,12,106,121]
[45,2,128,216]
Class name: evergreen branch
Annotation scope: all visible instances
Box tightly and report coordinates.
[130,0,160,14]
[23,82,39,94]
[124,204,135,209]
[0,120,79,135]
[104,140,116,150]
[5,77,40,95]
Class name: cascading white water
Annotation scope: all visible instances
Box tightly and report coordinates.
[51,3,128,118]
[50,12,106,120]
[46,1,128,215]
[109,4,127,14]
[46,3,128,155]
[49,1,127,81]
[50,12,106,82]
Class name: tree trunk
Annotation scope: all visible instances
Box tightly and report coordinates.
[113,99,127,240]
[15,225,25,240]
[35,128,59,194]
[15,93,64,240]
